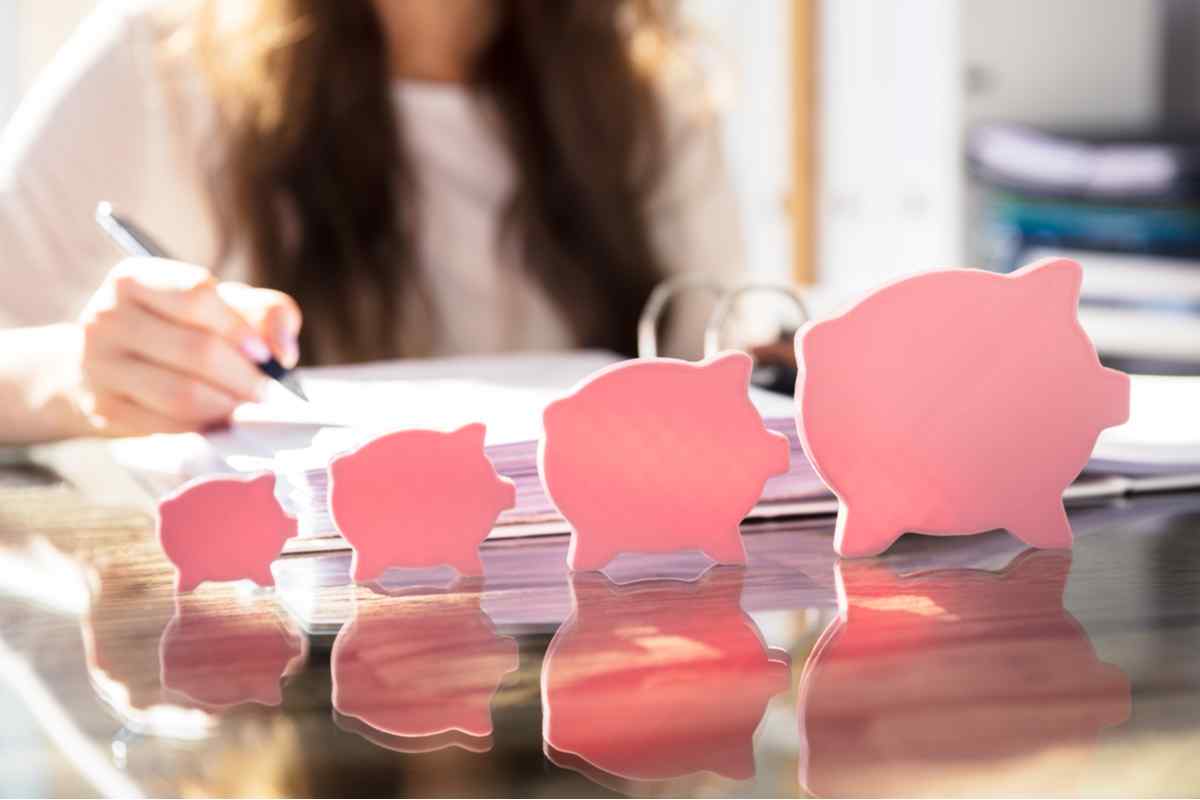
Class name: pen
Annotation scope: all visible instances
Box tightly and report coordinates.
[94,201,308,401]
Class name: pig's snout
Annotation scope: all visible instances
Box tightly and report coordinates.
[274,509,298,542]
[1096,367,1131,430]
[495,476,517,509]
[763,431,791,476]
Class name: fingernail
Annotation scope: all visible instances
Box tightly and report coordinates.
[240,336,271,364]
[280,334,300,369]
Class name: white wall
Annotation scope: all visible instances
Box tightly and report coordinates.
[814,0,1166,302]
[682,0,795,282]
[962,0,1163,129]
[18,1,98,87]
[0,3,20,126]
[0,0,98,127]
[817,0,964,293]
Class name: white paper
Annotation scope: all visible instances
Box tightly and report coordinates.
[110,354,1200,487]
[1092,374,1200,473]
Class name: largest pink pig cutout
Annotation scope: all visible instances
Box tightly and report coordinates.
[328,424,516,582]
[539,352,791,572]
[157,472,296,592]
[795,258,1130,558]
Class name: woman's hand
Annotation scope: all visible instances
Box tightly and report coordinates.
[71,257,301,436]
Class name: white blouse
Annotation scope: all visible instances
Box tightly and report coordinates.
[0,0,744,360]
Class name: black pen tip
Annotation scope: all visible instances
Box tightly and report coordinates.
[283,375,309,401]
[259,357,308,401]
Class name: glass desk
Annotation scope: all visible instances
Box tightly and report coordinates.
[1,451,1199,797]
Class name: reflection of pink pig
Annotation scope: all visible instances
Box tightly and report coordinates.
[328,424,516,582]
[332,594,518,740]
[798,551,1130,796]
[540,352,791,571]
[157,472,295,592]
[159,595,306,710]
[795,258,1130,557]
[543,569,791,783]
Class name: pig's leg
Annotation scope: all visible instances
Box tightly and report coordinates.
[175,571,201,593]
[704,529,747,566]
[1007,499,1073,550]
[251,564,276,588]
[834,505,899,558]
[449,548,485,577]
[459,704,495,738]
[351,552,387,583]
[567,533,614,572]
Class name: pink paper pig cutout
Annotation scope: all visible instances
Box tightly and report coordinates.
[794,258,1130,557]
[159,595,306,710]
[539,352,791,571]
[331,593,518,739]
[328,424,516,582]
[542,569,791,783]
[797,551,1130,796]
[157,472,295,592]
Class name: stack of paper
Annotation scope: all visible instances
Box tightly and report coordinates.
[1090,375,1200,475]
[271,416,834,541]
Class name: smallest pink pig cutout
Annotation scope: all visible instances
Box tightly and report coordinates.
[157,472,295,592]
[794,258,1131,558]
[539,352,791,572]
[328,424,516,582]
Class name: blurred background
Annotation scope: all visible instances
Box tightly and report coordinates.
[1,0,1195,372]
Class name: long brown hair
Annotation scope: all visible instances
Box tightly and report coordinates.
[179,0,677,363]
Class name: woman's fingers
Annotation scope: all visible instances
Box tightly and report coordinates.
[83,393,198,438]
[84,354,241,425]
[111,258,273,362]
[217,282,303,368]
[70,258,305,437]
[103,304,267,403]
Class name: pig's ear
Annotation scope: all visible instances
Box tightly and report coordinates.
[542,397,566,434]
[327,452,348,482]
[703,351,753,388]
[452,422,487,451]
[248,472,276,496]
[796,319,832,366]
[1014,258,1083,309]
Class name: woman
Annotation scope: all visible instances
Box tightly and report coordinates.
[0,0,742,442]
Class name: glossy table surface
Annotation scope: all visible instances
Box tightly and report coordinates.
[1,447,1200,797]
